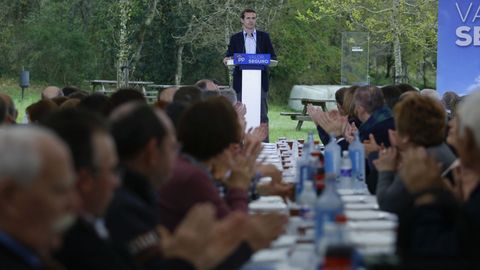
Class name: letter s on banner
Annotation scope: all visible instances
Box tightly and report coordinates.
[456,26,472,46]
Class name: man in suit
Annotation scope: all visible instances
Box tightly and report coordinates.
[224,8,276,126]
[0,126,76,270]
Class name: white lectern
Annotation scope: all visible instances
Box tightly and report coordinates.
[226,54,278,130]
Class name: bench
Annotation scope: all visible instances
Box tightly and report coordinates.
[281,98,336,131]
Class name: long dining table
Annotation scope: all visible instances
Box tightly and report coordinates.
[242,140,398,270]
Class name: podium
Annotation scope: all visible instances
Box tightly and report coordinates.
[226,54,278,130]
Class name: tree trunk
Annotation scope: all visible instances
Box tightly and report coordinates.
[175,44,184,85]
[392,0,403,84]
[130,0,158,76]
[117,0,130,88]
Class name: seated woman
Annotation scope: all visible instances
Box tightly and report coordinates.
[158,96,261,231]
[396,92,480,267]
[373,94,456,215]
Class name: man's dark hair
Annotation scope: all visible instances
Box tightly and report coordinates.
[68,90,89,100]
[381,85,402,110]
[177,97,241,161]
[241,8,256,19]
[396,83,417,94]
[110,104,166,162]
[110,88,146,111]
[79,93,112,117]
[62,86,81,97]
[41,108,108,171]
[173,86,202,104]
[165,101,188,128]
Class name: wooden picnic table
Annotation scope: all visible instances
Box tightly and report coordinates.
[88,80,154,94]
[282,98,336,131]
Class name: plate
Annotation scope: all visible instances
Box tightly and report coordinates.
[347,220,397,230]
[345,210,397,220]
[344,203,379,210]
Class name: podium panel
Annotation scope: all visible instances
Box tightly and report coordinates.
[242,69,262,130]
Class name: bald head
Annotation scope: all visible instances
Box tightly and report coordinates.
[195,79,219,91]
[42,86,63,100]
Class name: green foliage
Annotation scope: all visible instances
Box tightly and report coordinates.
[0,0,439,103]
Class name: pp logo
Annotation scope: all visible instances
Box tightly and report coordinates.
[237,55,246,63]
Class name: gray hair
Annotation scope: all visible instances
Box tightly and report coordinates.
[354,85,385,114]
[458,92,480,150]
[420,89,440,100]
[0,126,55,185]
[219,88,238,104]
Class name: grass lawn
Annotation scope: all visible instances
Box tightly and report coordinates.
[268,104,318,142]
[0,77,318,142]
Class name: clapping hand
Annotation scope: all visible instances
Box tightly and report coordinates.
[344,121,358,143]
[398,147,444,194]
[244,213,288,251]
[159,204,248,270]
[307,105,346,137]
[364,134,382,156]
[372,146,399,172]
[223,137,262,190]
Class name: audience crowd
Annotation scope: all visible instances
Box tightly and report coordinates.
[0,80,479,269]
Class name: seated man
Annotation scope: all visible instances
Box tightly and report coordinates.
[42,109,138,270]
[106,103,255,270]
[0,126,76,269]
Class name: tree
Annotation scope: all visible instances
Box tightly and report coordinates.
[304,0,437,84]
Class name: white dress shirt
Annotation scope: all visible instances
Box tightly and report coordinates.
[243,29,257,54]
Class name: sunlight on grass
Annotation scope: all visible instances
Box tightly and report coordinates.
[268,104,318,142]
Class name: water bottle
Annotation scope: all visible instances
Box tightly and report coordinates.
[296,136,314,201]
[299,181,317,221]
[348,131,366,191]
[337,151,353,190]
[315,175,344,254]
[324,133,341,176]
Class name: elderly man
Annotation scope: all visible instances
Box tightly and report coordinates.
[0,126,76,269]
[41,86,63,100]
[397,92,480,267]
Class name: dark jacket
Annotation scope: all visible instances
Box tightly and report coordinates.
[397,185,480,268]
[0,232,63,270]
[225,30,276,94]
[105,167,196,270]
[360,106,395,194]
[55,217,138,270]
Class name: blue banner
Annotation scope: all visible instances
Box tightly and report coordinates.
[437,0,480,95]
[233,53,271,65]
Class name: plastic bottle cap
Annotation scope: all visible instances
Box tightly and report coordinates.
[335,214,347,224]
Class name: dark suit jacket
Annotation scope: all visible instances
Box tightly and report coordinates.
[105,167,196,270]
[0,244,41,270]
[225,30,276,95]
[55,217,138,270]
